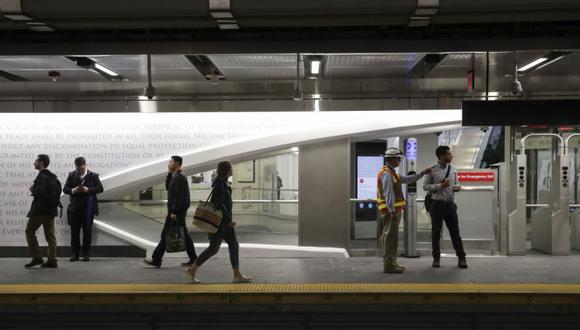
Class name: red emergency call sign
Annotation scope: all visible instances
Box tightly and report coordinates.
[457,172,495,182]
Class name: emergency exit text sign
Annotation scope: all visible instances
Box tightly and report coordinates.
[457,172,495,182]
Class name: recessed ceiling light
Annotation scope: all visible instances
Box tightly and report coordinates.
[310,61,321,75]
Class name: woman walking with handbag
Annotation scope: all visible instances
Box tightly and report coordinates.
[185,161,252,284]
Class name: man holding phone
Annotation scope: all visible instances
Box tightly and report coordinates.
[423,146,467,269]
[63,157,104,262]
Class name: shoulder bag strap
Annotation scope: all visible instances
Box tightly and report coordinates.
[444,165,451,180]
[429,165,452,193]
[204,188,214,205]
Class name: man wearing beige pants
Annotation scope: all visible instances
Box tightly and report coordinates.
[25,154,61,269]
[377,148,430,273]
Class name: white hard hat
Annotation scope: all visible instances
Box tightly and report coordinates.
[384,147,403,158]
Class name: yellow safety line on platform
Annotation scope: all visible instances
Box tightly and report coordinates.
[1,283,580,305]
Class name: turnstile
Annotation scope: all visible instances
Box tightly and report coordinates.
[566,134,580,250]
[509,134,571,255]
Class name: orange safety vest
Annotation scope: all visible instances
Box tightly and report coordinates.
[376,166,405,214]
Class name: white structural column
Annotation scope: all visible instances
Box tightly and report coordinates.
[299,139,351,249]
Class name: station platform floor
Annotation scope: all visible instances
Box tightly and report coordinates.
[1,252,580,285]
[2,254,580,329]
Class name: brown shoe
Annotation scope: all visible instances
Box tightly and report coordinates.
[383,267,404,274]
[395,264,406,271]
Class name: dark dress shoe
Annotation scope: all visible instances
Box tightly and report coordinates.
[143,259,161,268]
[432,259,441,268]
[25,257,44,268]
[41,260,58,268]
[181,259,197,267]
[70,256,79,262]
[82,256,90,262]
[458,257,468,269]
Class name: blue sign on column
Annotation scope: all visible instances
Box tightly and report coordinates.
[406,138,417,161]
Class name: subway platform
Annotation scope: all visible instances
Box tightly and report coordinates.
[1,253,580,329]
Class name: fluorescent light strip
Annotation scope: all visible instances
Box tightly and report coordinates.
[94,63,119,77]
[310,60,321,74]
[518,57,548,72]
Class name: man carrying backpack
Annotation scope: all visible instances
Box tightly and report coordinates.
[25,154,61,269]
[423,146,468,269]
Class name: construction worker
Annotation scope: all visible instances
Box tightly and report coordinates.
[377,147,431,273]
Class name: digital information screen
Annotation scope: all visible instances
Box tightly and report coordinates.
[356,156,384,220]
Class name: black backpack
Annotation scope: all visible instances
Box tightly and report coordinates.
[47,176,63,218]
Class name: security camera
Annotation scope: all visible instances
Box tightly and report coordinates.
[510,79,523,96]
[143,85,156,100]
[292,89,303,101]
[48,71,61,82]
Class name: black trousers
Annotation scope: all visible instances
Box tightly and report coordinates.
[195,225,240,268]
[152,213,197,263]
[429,200,466,259]
[69,211,93,257]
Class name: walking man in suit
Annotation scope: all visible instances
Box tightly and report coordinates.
[144,155,197,268]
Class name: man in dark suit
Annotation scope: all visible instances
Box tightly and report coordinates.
[63,157,104,262]
[144,155,197,268]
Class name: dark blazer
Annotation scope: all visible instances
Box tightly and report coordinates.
[210,177,232,224]
[27,169,60,218]
[63,170,104,216]
[166,170,190,215]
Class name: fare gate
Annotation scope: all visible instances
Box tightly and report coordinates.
[509,134,572,255]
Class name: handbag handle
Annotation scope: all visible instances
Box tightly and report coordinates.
[204,188,214,206]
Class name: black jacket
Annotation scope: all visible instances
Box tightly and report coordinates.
[27,169,60,218]
[63,170,104,216]
[210,178,232,224]
[166,171,190,215]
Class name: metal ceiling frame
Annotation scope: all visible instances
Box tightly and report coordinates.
[0,0,54,31]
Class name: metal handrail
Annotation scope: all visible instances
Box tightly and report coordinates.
[526,204,580,208]
[101,199,299,204]
[141,188,299,192]
[349,186,495,204]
